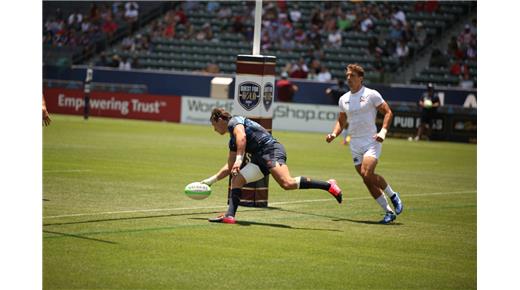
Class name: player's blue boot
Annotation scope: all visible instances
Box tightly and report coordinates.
[379,211,396,224]
[390,192,403,215]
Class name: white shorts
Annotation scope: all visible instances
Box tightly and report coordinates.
[349,136,382,166]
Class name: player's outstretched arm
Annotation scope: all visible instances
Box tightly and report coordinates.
[201,162,230,186]
[326,112,347,143]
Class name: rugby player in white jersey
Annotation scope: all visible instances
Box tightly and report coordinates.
[326,64,403,224]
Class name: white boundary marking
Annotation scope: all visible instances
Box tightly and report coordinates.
[43,190,476,219]
[43,169,92,173]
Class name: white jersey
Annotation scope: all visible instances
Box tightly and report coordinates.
[338,86,384,138]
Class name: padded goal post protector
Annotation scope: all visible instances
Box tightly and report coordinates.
[228,55,276,207]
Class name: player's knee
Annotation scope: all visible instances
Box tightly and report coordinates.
[279,179,295,190]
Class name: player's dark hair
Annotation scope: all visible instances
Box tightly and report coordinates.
[210,107,232,122]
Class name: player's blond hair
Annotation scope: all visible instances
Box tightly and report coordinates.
[346,64,365,78]
[210,107,232,122]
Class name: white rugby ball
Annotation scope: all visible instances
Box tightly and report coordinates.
[184,182,211,200]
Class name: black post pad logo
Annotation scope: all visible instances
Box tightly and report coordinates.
[263,82,273,111]
[238,81,260,111]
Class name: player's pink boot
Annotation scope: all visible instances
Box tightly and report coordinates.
[328,179,343,204]
[208,214,236,224]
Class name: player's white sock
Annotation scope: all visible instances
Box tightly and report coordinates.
[384,185,396,198]
[376,194,394,213]
[294,176,301,189]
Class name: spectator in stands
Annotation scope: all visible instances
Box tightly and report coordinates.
[413,83,440,141]
[280,30,295,51]
[163,19,176,38]
[447,36,464,59]
[121,36,135,51]
[337,11,352,31]
[261,30,272,51]
[450,59,469,77]
[289,58,309,79]
[112,2,124,19]
[388,21,403,43]
[459,72,475,89]
[207,2,220,13]
[458,24,474,50]
[466,43,477,60]
[359,13,374,32]
[316,66,332,82]
[323,18,337,33]
[415,0,439,13]
[395,40,410,63]
[294,28,307,48]
[183,21,196,39]
[195,23,213,41]
[327,27,342,49]
[310,9,324,27]
[124,2,139,23]
[204,63,220,74]
[135,33,150,52]
[289,5,302,23]
[68,10,83,31]
[217,6,232,19]
[414,22,428,47]
[119,56,132,70]
[276,72,298,102]
[266,21,283,46]
[102,15,118,40]
[110,54,121,68]
[391,6,407,26]
[232,15,245,35]
[307,24,322,49]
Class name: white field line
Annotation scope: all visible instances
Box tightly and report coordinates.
[43,169,92,173]
[43,190,476,219]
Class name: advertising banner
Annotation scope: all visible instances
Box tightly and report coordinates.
[43,88,181,122]
[180,96,339,133]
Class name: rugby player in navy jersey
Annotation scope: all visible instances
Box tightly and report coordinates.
[201,107,343,224]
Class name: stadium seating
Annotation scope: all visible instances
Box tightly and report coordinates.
[45,1,476,85]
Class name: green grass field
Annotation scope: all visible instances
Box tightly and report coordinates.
[43,115,476,289]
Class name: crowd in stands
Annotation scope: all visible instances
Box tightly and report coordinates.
[43,1,142,64]
[44,1,475,87]
[428,17,477,88]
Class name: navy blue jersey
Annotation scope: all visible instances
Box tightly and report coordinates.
[228,116,276,154]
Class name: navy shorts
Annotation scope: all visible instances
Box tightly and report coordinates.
[250,142,287,176]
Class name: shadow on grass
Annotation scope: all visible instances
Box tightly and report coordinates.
[189,217,341,232]
[43,230,117,244]
[268,208,403,226]
[43,210,224,227]
[43,208,269,227]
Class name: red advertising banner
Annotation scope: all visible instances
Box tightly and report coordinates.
[43,88,181,122]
